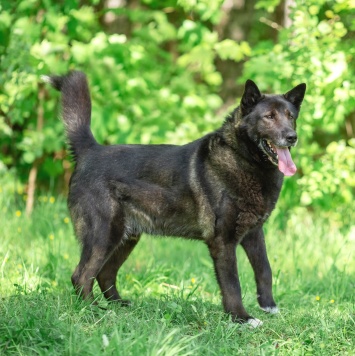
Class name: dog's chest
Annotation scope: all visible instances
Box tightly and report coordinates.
[232,171,282,233]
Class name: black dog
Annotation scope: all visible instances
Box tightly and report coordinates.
[45,72,306,327]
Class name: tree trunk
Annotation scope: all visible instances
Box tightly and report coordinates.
[26,83,44,216]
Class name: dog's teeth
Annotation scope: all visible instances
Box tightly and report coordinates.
[266,141,275,154]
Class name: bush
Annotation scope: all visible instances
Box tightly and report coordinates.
[0,0,354,221]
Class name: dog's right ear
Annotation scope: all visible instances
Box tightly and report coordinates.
[241,80,262,115]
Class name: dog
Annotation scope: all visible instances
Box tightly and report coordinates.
[44,71,306,327]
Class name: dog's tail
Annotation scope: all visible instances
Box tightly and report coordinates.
[42,71,97,160]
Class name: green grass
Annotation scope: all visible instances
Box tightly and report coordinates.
[0,194,354,355]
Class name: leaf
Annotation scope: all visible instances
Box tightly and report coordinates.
[214,39,250,61]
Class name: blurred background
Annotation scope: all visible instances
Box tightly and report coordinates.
[0,0,354,228]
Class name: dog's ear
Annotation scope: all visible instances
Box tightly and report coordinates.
[241,80,262,115]
[284,83,306,110]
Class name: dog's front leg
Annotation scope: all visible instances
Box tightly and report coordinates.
[207,237,259,325]
[241,227,278,314]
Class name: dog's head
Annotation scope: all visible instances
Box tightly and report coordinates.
[239,80,306,176]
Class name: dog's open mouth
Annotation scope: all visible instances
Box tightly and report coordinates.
[260,139,297,176]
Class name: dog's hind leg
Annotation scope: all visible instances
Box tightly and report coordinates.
[70,202,125,302]
[71,231,119,301]
[96,234,141,305]
[71,237,114,301]
[241,227,279,314]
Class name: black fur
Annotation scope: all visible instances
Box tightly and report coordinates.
[46,71,306,325]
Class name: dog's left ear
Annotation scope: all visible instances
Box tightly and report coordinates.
[241,80,262,115]
[284,83,306,109]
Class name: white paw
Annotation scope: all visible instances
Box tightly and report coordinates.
[260,306,279,314]
[247,318,263,328]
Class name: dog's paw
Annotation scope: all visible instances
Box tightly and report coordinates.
[108,298,132,306]
[119,299,132,307]
[260,306,279,314]
[246,318,263,328]
[116,299,132,307]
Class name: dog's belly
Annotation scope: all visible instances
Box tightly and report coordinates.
[111,177,213,240]
[122,204,205,240]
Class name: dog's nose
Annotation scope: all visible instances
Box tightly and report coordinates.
[286,132,297,144]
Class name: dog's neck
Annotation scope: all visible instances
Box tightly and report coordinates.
[214,108,281,179]
[218,108,259,163]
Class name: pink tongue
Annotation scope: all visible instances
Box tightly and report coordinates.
[276,147,297,176]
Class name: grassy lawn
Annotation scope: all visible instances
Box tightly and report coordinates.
[0,194,354,355]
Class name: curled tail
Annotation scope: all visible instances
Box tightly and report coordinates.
[42,71,97,160]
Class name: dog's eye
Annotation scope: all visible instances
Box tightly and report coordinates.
[289,114,294,119]
[264,115,274,120]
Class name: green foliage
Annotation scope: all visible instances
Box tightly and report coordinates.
[243,0,355,216]
[298,139,355,211]
[0,0,232,190]
[255,0,282,12]
[0,0,354,220]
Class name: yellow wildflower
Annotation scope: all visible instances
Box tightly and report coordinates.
[49,196,55,204]
[330,299,335,303]
[49,234,54,240]
[315,296,320,301]
[64,217,70,224]
[15,210,21,217]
